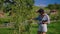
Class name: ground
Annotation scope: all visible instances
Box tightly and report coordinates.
[0,21,60,34]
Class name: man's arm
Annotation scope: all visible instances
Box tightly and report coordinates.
[42,15,50,24]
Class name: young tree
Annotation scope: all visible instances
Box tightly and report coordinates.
[11,0,34,34]
[0,0,34,34]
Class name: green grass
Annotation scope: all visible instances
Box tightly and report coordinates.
[0,28,14,34]
[0,21,60,34]
[47,21,60,34]
[30,21,60,34]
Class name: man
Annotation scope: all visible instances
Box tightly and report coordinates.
[31,9,50,34]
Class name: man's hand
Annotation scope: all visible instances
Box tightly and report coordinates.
[42,20,48,24]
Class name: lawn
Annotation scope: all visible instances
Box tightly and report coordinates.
[31,21,60,34]
[0,21,60,34]
[0,28,14,34]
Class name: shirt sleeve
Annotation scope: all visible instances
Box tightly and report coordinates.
[34,16,39,20]
[47,15,50,24]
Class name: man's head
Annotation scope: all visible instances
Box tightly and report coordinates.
[37,9,45,15]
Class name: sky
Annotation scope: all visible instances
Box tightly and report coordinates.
[34,0,60,7]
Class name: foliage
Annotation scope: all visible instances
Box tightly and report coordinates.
[47,3,60,10]
[0,0,35,34]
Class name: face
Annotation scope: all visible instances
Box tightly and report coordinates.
[39,12,45,15]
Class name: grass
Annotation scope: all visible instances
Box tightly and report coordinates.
[0,21,60,34]
[30,21,60,34]
[47,21,60,34]
[0,28,14,34]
